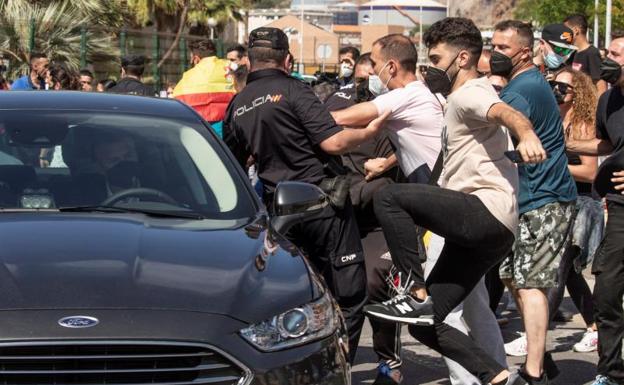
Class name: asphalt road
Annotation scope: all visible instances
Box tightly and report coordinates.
[352,272,600,385]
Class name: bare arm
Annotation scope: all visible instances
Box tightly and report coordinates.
[330,101,380,127]
[566,137,614,156]
[320,111,390,155]
[364,154,398,181]
[569,154,598,183]
[487,102,547,163]
[596,80,608,97]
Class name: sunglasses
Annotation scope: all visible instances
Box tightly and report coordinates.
[549,80,574,95]
[552,45,574,57]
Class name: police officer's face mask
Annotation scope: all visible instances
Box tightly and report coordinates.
[369,61,392,96]
[600,57,624,85]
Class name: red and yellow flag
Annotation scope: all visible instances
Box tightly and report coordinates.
[173,57,235,122]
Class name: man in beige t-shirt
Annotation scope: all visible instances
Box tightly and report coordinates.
[364,17,547,385]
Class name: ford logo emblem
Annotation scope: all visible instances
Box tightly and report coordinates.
[58,316,99,329]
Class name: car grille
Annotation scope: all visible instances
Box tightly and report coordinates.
[0,341,250,385]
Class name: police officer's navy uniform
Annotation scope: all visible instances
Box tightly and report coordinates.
[223,27,367,363]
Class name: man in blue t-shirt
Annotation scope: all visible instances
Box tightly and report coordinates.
[11,52,48,91]
[491,21,577,385]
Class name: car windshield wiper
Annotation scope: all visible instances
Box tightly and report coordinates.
[58,205,205,220]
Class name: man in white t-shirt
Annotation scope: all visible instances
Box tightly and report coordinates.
[364,18,547,385]
[331,34,444,302]
[331,34,443,185]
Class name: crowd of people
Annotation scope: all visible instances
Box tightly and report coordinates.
[220,15,624,385]
[3,12,624,385]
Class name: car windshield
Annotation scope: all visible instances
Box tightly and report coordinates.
[0,110,256,220]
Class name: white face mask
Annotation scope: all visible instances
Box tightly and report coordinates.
[229,61,239,72]
[368,62,391,96]
[340,62,353,78]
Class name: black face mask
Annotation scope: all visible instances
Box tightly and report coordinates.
[490,50,522,78]
[355,79,374,102]
[600,57,623,84]
[424,55,459,96]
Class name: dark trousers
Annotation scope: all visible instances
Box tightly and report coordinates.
[374,184,514,384]
[362,230,402,368]
[485,262,505,314]
[592,200,624,381]
[288,198,367,364]
[547,244,594,325]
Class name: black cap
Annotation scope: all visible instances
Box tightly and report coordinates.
[121,54,146,67]
[249,27,289,50]
[542,24,577,50]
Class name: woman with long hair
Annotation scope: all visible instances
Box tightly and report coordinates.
[549,67,603,353]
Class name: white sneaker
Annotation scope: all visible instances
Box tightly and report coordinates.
[505,332,528,357]
[573,328,598,352]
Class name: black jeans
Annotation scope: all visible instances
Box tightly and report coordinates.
[374,183,514,384]
[287,198,367,364]
[592,200,624,381]
[547,244,594,325]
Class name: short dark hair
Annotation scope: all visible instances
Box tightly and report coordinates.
[79,69,94,79]
[373,34,418,73]
[339,46,360,60]
[424,17,483,64]
[355,52,373,69]
[121,55,146,77]
[248,46,288,67]
[189,39,216,58]
[227,44,247,58]
[494,20,534,47]
[29,52,47,65]
[564,14,589,34]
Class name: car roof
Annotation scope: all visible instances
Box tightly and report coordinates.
[0,91,197,120]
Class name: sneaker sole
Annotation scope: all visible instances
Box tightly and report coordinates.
[366,310,435,325]
[504,349,528,357]
[573,345,597,353]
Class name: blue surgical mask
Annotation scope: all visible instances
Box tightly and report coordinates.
[544,52,566,69]
[368,62,391,96]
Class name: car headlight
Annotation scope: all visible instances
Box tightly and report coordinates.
[240,291,338,351]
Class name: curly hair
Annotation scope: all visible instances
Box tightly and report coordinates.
[424,17,483,63]
[557,67,597,140]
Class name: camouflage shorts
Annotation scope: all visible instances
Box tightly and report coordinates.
[499,201,575,289]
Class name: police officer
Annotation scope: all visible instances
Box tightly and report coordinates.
[223,27,388,363]
[108,55,154,97]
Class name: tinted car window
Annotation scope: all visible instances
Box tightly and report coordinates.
[0,111,255,219]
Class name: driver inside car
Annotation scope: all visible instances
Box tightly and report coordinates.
[71,133,141,200]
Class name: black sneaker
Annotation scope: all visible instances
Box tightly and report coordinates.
[372,363,403,385]
[364,294,434,325]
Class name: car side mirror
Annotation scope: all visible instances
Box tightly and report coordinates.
[270,181,329,236]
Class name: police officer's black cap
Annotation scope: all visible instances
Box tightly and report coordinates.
[121,54,146,67]
[249,27,289,50]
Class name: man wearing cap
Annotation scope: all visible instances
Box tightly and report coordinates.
[537,24,577,78]
[223,27,389,363]
[108,55,154,96]
[491,21,577,385]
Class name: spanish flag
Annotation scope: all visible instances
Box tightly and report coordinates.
[173,56,235,122]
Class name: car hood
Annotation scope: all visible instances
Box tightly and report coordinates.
[0,213,314,323]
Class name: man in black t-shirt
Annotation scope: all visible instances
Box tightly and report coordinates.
[108,55,154,97]
[223,27,389,363]
[564,14,608,95]
[567,36,624,385]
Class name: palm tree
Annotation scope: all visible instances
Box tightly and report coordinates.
[0,0,120,79]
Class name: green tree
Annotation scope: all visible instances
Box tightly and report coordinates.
[0,0,120,79]
[124,0,244,68]
[515,0,624,41]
